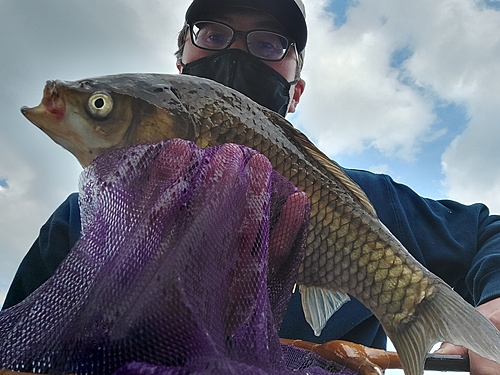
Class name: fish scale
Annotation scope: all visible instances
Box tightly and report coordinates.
[21,73,500,375]
[195,98,430,324]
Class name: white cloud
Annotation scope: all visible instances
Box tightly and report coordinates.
[0,290,5,309]
[387,0,500,212]
[295,0,500,213]
[0,0,191,302]
[296,0,438,161]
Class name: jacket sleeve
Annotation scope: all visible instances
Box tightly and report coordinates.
[345,168,500,306]
[2,193,81,310]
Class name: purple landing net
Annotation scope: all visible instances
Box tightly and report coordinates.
[0,139,356,375]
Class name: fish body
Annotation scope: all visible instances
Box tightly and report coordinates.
[22,73,500,375]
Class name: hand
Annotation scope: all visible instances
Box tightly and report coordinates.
[435,297,500,374]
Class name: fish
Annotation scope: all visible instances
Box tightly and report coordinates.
[21,73,500,375]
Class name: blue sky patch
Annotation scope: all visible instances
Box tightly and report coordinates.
[390,45,414,70]
[483,0,500,10]
[335,100,469,199]
[0,179,8,189]
[326,0,359,27]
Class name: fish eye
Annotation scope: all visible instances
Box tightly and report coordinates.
[87,91,113,118]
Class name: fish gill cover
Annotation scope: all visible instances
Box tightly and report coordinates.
[0,139,355,375]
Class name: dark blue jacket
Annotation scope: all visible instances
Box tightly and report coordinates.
[4,169,500,349]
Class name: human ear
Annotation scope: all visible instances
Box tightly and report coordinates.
[287,78,306,114]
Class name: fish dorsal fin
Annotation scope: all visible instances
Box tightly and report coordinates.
[274,117,377,218]
[299,285,351,336]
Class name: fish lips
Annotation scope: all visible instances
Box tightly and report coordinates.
[21,80,67,130]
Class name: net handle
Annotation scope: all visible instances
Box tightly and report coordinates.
[280,338,470,373]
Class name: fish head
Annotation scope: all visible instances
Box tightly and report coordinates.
[22,76,196,167]
[22,79,135,167]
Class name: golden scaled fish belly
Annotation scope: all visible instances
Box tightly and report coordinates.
[22,74,500,375]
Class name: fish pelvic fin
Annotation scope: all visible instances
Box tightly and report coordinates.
[385,280,500,375]
[299,285,350,336]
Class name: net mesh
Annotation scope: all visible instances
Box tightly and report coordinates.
[0,139,355,375]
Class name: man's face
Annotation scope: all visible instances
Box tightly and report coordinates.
[178,7,305,114]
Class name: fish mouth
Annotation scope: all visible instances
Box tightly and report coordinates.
[21,80,66,125]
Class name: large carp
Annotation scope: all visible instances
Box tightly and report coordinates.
[22,73,500,375]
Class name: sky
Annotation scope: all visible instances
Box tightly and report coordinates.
[1,0,499,373]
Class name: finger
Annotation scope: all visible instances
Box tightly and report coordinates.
[469,350,500,375]
[238,153,273,250]
[434,342,468,356]
[269,191,309,263]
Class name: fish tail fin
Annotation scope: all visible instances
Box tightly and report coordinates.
[385,281,500,375]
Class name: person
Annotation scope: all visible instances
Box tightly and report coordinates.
[3,0,500,373]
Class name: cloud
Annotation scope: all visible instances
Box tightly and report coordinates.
[402,1,499,214]
[295,0,438,161]
[0,0,191,304]
[295,0,500,213]
[387,0,500,212]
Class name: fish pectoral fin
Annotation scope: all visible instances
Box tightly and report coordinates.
[384,280,500,375]
[299,285,350,336]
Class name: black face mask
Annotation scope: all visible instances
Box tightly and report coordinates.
[181,49,293,116]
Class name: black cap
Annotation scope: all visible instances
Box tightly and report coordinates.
[185,0,307,53]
